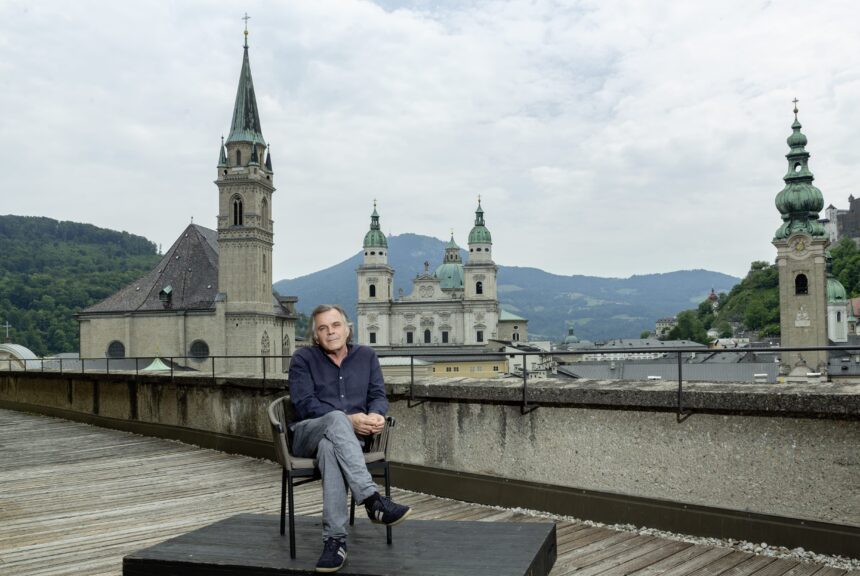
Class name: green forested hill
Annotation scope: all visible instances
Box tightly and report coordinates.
[0,215,160,355]
[669,238,860,343]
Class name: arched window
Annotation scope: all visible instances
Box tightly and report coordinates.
[476,281,483,295]
[236,149,242,166]
[369,284,376,298]
[424,329,431,344]
[189,340,210,360]
[232,196,244,226]
[795,274,808,295]
[837,311,842,322]
[107,341,125,358]
[261,197,269,229]
[262,253,266,273]
[513,332,520,341]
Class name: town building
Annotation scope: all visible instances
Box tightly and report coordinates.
[76,29,296,375]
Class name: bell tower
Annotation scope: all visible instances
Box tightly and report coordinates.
[773,101,829,376]
[463,198,499,345]
[356,202,393,346]
[216,25,275,314]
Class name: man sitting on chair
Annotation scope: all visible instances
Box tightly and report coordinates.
[288,303,411,573]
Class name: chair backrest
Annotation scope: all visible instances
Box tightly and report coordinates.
[267,396,298,469]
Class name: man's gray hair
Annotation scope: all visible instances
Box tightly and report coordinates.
[309,304,353,344]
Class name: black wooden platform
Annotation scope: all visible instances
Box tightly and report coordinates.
[123,513,556,576]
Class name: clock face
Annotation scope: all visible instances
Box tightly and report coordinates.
[794,238,806,252]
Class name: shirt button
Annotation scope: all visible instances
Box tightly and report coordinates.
[340,395,344,398]
[339,376,343,380]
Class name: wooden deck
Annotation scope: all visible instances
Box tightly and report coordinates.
[0,408,856,576]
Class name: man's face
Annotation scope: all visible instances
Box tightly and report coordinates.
[314,309,350,354]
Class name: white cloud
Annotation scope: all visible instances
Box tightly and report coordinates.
[1,0,858,283]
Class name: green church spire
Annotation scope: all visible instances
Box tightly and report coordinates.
[226,23,266,147]
[363,200,388,249]
[218,136,227,166]
[774,100,825,240]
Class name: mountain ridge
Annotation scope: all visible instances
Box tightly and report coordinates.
[275,233,740,341]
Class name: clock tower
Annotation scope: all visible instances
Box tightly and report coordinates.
[772,102,828,376]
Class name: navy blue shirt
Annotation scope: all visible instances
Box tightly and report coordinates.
[288,344,388,422]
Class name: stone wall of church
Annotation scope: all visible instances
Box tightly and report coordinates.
[79,311,225,362]
[775,235,829,373]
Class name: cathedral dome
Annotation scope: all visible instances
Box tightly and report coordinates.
[434,261,464,289]
[363,205,387,249]
[468,201,492,244]
[563,328,580,344]
[363,228,387,249]
[827,276,847,303]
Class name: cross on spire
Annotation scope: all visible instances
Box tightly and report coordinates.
[2,320,10,341]
[793,97,799,119]
[242,13,251,47]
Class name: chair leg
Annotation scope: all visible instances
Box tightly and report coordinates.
[384,464,392,545]
[288,472,297,559]
[280,468,287,536]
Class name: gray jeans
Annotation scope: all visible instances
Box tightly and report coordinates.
[291,410,378,540]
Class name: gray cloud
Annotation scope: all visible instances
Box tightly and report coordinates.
[1,0,858,283]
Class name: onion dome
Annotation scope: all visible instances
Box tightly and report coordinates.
[774,102,826,240]
[363,201,387,249]
[468,198,492,244]
[434,233,464,289]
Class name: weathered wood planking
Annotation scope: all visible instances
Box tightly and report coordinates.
[0,408,852,576]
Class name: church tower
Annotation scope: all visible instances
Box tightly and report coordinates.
[463,198,499,344]
[215,25,281,371]
[773,102,829,376]
[356,202,393,346]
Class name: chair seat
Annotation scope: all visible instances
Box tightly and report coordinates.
[288,451,385,471]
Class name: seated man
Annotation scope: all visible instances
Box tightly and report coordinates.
[288,304,411,573]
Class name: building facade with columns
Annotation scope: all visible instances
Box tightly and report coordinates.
[355,201,507,348]
[77,30,296,375]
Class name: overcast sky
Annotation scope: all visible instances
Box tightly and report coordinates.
[2,1,859,282]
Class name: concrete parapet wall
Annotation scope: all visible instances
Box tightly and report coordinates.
[1,372,857,529]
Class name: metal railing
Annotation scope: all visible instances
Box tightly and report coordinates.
[4,344,859,416]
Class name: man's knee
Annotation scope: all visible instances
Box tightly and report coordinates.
[321,410,352,433]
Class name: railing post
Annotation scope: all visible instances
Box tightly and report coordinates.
[106,357,110,375]
[263,355,267,389]
[212,356,216,382]
[407,355,424,408]
[677,351,685,419]
[170,357,174,381]
[521,352,536,414]
[59,357,63,373]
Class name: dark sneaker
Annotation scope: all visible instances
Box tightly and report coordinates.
[366,495,412,526]
[315,537,347,573]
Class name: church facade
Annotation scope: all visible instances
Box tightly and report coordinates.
[355,201,512,348]
[77,30,296,375]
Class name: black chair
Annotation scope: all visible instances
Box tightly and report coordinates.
[267,395,396,559]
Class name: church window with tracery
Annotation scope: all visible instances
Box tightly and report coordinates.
[232,196,244,226]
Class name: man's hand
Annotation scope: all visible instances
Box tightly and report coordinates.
[348,412,385,436]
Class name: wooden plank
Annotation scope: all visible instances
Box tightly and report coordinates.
[591,541,694,576]
[631,546,734,576]
[750,559,805,576]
